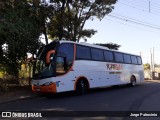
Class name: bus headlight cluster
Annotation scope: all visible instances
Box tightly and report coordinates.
[43,82,53,86]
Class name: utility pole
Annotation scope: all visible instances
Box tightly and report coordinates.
[153,47,155,71]
[149,1,151,13]
[150,48,153,79]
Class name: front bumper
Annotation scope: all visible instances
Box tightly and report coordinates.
[32,83,57,93]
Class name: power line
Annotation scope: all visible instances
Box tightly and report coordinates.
[108,13,160,31]
[118,2,147,12]
[112,13,160,28]
[118,0,160,16]
[120,0,148,9]
[149,0,160,8]
[111,13,160,27]
[106,17,160,35]
[110,0,160,32]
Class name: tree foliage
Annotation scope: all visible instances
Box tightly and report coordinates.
[44,0,117,42]
[0,0,42,77]
[144,63,150,70]
[0,0,118,77]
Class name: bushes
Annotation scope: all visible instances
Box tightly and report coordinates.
[0,73,32,92]
[0,62,32,92]
[0,78,9,92]
[0,75,19,92]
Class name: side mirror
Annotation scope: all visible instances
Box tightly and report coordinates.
[56,56,67,74]
[57,53,67,68]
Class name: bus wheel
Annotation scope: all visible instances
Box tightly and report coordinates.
[76,79,88,95]
[130,76,136,87]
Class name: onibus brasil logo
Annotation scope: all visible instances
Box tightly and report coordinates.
[1,112,42,118]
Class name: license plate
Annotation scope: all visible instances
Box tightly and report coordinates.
[36,89,40,91]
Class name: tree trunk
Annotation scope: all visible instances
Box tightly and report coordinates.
[43,25,48,45]
[44,31,48,45]
[28,64,32,86]
[0,45,3,62]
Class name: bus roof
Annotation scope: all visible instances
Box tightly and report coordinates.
[57,40,140,57]
[59,40,110,49]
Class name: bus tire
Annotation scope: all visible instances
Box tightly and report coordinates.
[130,76,136,87]
[76,79,88,95]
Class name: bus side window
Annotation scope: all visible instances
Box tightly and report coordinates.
[76,45,91,60]
[137,56,142,65]
[123,54,131,64]
[114,52,124,63]
[58,43,74,71]
[91,48,104,61]
[56,57,66,74]
[131,56,138,64]
[104,51,114,62]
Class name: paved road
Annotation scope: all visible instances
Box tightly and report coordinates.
[1,81,160,120]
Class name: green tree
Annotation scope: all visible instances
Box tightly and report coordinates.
[0,0,42,77]
[45,0,117,42]
[144,63,150,70]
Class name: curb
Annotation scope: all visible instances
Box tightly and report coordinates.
[145,80,160,83]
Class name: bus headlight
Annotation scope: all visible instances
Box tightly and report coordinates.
[43,82,53,86]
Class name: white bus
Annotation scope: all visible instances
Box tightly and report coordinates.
[32,40,144,94]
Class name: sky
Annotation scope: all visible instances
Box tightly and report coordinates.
[83,0,160,64]
[42,0,160,64]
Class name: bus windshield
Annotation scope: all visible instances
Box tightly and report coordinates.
[34,55,55,79]
[33,42,57,79]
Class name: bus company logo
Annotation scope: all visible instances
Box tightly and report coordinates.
[106,64,123,70]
